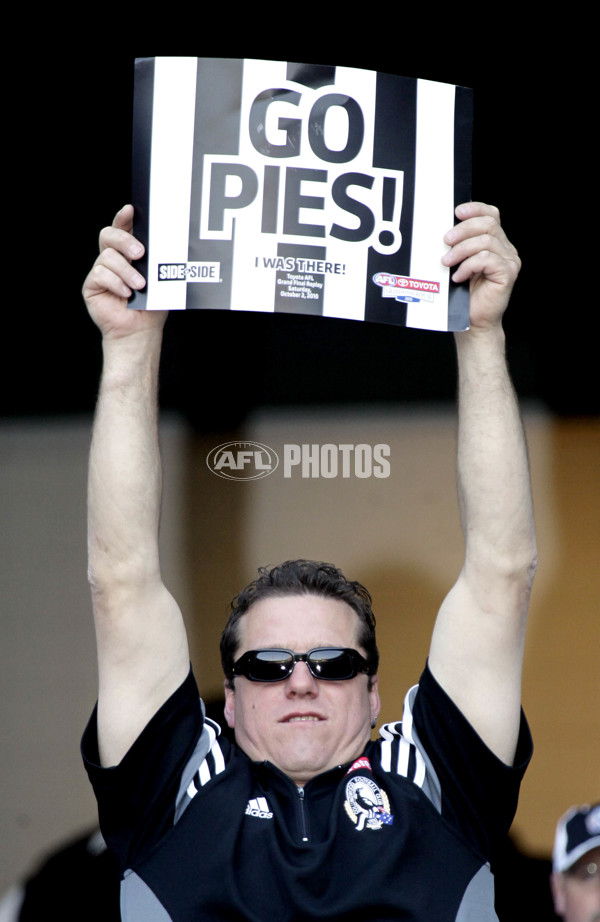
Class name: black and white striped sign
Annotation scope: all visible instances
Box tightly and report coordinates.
[131,58,472,331]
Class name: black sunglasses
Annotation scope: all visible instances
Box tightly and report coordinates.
[232,647,374,682]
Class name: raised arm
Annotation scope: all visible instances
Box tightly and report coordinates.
[428,202,537,765]
[83,205,190,767]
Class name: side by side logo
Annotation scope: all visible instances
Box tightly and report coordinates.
[158,262,221,282]
[207,442,279,480]
[207,442,390,480]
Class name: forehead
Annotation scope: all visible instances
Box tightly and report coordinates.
[237,594,361,653]
[569,845,600,873]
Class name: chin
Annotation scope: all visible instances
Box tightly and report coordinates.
[276,747,332,780]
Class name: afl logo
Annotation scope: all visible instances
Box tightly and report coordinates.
[344,776,394,831]
[206,441,279,481]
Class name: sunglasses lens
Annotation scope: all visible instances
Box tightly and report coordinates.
[308,649,357,679]
[249,650,294,681]
[234,648,369,681]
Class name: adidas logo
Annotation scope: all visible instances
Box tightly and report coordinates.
[245,797,273,820]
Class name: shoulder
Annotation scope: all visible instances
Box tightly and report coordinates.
[81,667,233,869]
[369,664,532,856]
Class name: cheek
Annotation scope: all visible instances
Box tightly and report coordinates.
[332,686,370,728]
[564,884,597,919]
[237,688,273,727]
[224,683,262,729]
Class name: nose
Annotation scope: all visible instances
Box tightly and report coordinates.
[285,659,318,695]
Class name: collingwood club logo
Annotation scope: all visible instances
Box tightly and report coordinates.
[344,761,393,831]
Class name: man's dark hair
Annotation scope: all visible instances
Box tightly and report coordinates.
[220,559,379,686]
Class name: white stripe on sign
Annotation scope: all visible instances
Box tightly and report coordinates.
[147,57,198,310]
[407,79,455,331]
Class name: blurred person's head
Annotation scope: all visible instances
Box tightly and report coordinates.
[551,804,600,922]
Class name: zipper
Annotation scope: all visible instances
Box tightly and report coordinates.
[297,786,309,843]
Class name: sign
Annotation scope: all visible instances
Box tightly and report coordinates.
[131,57,472,331]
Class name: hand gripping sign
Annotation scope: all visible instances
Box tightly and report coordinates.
[131,58,472,331]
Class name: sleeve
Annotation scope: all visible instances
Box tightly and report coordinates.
[81,667,205,870]
[409,662,532,861]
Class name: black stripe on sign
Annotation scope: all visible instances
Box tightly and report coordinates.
[286,62,336,89]
[274,243,327,316]
[365,73,417,327]
[130,57,156,310]
[448,84,473,332]
[186,58,245,310]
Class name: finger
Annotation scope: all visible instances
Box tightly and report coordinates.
[442,231,516,270]
[84,249,146,299]
[449,248,520,286]
[455,201,500,222]
[99,224,145,261]
[83,262,133,301]
[101,246,147,289]
[444,214,508,251]
[111,203,134,232]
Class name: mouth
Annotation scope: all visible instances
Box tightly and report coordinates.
[281,713,324,723]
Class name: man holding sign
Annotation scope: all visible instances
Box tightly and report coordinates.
[81,201,535,920]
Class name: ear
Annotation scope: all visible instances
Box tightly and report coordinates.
[223,679,235,729]
[368,674,381,727]
[550,872,566,916]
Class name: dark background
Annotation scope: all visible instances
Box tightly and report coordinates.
[5,16,596,427]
